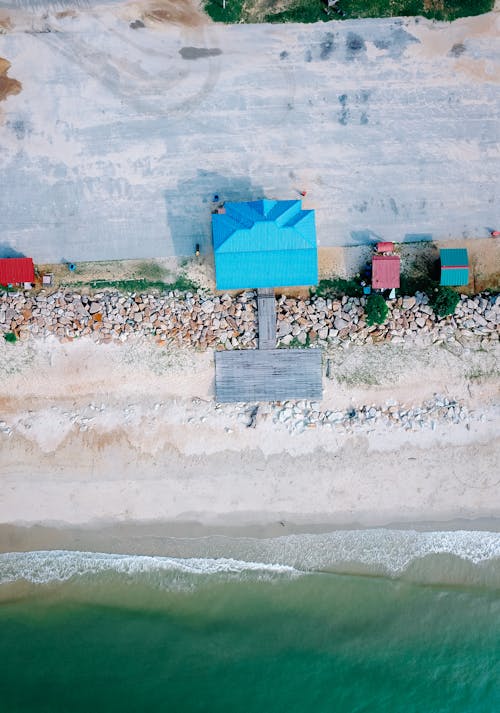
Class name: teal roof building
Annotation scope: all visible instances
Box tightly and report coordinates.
[440,248,469,286]
[212,199,318,290]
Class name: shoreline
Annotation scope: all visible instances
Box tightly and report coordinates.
[2,516,500,558]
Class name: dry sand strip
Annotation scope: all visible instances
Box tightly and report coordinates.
[0,337,498,531]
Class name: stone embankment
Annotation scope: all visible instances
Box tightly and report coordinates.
[266,395,476,434]
[0,289,498,348]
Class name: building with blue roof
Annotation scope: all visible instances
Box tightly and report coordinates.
[212,199,318,290]
[439,248,469,286]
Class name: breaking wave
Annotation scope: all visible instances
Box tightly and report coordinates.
[1,529,499,590]
[0,551,300,588]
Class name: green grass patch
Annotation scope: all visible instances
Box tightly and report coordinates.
[204,0,494,23]
[64,276,199,294]
[311,277,363,299]
[465,365,498,382]
[264,1,328,23]
[4,332,17,344]
[135,261,168,281]
[204,0,245,22]
[335,369,380,386]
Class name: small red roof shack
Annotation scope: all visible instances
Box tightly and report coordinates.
[372,254,400,289]
[376,242,394,253]
[0,258,35,286]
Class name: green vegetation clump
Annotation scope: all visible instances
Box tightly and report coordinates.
[68,275,199,294]
[312,277,363,299]
[399,273,438,297]
[204,0,245,22]
[365,293,388,326]
[4,332,17,343]
[204,0,494,24]
[429,286,461,318]
[264,0,329,23]
[286,334,311,348]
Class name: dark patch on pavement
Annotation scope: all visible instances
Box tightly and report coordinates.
[130,20,145,29]
[279,50,288,60]
[389,198,399,215]
[320,33,335,60]
[338,108,349,125]
[373,28,420,59]
[304,49,312,63]
[360,112,368,125]
[179,47,222,60]
[338,94,349,124]
[450,43,466,57]
[358,89,370,103]
[346,32,365,59]
[354,201,368,213]
[7,119,29,139]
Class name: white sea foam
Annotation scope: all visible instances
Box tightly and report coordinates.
[260,529,500,574]
[1,529,499,588]
[0,550,299,586]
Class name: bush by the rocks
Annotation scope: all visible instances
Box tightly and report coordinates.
[4,332,17,343]
[430,286,461,318]
[365,293,388,326]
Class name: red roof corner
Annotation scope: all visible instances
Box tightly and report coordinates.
[372,254,400,289]
[0,257,35,286]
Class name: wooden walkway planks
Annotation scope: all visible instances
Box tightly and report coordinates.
[215,349,322,403]
[257,288,276,350]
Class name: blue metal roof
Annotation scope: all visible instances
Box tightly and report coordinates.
[212,199,318,289]
[440,248,469,286]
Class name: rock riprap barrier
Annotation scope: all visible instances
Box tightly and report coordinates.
[0,290,498,347]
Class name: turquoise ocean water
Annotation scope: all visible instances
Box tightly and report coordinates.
[1,530,499,713]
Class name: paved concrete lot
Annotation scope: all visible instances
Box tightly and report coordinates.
[0,5,499,262]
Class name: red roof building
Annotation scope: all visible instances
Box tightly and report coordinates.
[376,242,394,253]
[372,254,400,289]
[0,258,35,286]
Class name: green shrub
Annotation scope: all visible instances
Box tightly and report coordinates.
[429,286,461,318]
[365,293,388,326]
[4,332,17,343]
[312,277,363,299]
[398,273,438,297]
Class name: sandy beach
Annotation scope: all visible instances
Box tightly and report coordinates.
[1,333,498,552]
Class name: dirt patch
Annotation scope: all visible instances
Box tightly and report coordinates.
[55,10,78,20]
[0,58,21,104]
[140,0,208,27]
[0,15,11,32]
[423,0,444,10]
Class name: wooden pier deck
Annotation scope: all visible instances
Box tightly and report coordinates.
[215,349,322,403]
[257,288,276,350]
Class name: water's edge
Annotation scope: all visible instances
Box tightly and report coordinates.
[2,527,500,590]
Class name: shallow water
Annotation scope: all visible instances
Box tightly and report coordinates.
[1,531,499,713]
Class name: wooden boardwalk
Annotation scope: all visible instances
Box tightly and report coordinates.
[215,349,322,403]
[257,288,276,350]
